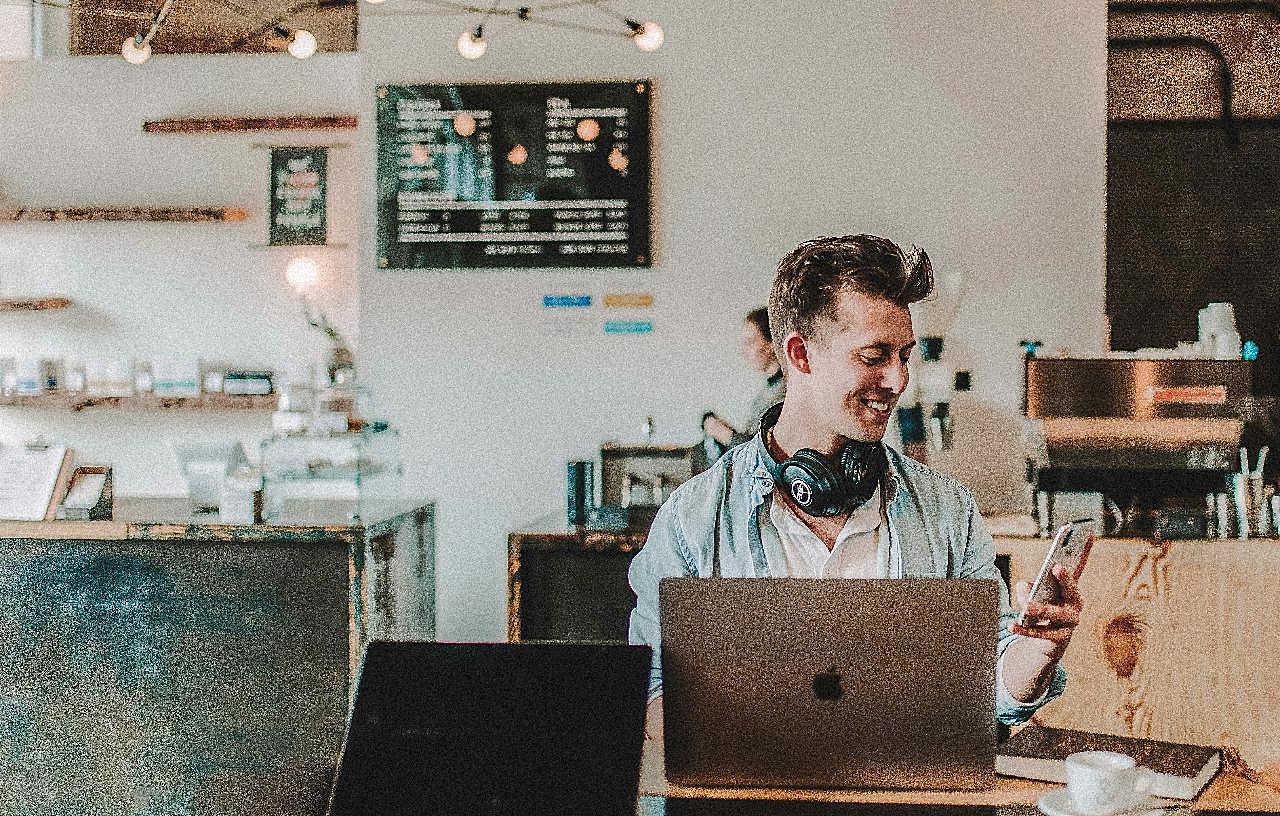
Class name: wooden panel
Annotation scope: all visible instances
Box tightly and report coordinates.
[144,115,357,133]
[997,536,1280,771]
[70,0,357,56]
[0,207,247,222]
[0,297,71,312]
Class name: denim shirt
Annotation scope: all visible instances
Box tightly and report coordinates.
[626,432,1067,726]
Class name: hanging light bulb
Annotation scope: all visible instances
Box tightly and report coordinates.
[626,19,664,52]
[287,28,318,59]
[121,35,152,64]
[285,256,321,292]
[457,25,487,59]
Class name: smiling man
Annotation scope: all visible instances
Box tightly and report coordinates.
[628,234,1083,741]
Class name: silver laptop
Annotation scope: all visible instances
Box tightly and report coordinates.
[659,577,999,790]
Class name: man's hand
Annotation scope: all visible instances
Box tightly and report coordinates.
[703,414,737,446]
[1009,564,1084,658]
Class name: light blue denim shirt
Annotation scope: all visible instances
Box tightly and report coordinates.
[627,432,1067,726]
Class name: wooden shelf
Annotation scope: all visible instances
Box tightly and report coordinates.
[0,393,276,412]
[0,207,248,223]
[143,115,358,133]
[0,297,72,312]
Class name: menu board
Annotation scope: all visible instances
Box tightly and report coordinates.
[375,81,651,269]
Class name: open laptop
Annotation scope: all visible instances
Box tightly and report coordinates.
[659,577,999,790]
[327,640,650,816]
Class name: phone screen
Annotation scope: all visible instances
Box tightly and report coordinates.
[1016,518,1094,627]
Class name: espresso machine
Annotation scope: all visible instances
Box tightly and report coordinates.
[1024,357,1251,538]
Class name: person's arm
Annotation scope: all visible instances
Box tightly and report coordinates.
[703,413,737,447]
[1002,565,1083,701]
[956,492,1072,724]
[627,494,697,741]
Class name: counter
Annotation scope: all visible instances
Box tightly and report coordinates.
[0,497,434,816]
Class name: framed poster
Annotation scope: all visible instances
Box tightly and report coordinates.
[269,146,328,246]
[376,80,652,269]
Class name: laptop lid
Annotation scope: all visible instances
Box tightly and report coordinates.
[327,640,651,816]
[659,578,998,790]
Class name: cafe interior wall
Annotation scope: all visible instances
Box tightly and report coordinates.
[0,22,361,492]
[358,0,1108,640]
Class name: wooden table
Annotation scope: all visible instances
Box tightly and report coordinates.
[639,738,1280,813]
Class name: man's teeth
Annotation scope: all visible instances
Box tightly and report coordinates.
[866,399,889,411]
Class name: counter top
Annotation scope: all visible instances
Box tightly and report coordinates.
[0,496,431,545]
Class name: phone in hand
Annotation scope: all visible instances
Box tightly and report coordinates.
[1016,518,1095,627]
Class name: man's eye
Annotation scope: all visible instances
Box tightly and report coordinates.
[859,353,888,365]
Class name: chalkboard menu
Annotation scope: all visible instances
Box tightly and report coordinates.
[375,81,651,269]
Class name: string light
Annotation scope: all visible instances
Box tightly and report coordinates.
[361,2,664,60]
[118,0,174,65]
[456,25,488,59]
[625,19,663,52]
[286,28,318,59]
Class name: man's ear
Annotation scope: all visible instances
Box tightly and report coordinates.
[783,333,812,374]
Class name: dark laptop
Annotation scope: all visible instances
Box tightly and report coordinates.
[327,640,650,816]
[659,578,999,791]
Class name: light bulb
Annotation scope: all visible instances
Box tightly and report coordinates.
[630,20,663,52]
[287,28,318,59]
[457,27,487,59]
[285,256,321,292]
[121,36,152,64]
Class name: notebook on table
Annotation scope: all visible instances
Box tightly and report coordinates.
[659,577,1000,791]
[327,640,650,816]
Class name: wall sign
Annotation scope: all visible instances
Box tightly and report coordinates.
[269,146,328,246]
[376,80,652,269]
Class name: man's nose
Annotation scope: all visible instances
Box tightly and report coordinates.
[880,359,909,394]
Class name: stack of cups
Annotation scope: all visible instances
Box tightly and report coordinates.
[1198,302,1241,360]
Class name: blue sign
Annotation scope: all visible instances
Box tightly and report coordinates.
[543,295,592,308]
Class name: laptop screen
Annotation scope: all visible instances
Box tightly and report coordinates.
[328,641,650,816]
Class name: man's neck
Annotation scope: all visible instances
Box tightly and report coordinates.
[769,400,847,459]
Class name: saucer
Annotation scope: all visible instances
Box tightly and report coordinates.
[1037,788,1166,816]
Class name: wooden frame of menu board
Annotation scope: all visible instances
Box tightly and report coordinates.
[375,80,652,269]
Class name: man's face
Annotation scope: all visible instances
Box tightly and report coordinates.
[739,321,777,373]
[793,289,916,442]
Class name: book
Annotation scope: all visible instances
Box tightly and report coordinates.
[996,723,1222,800]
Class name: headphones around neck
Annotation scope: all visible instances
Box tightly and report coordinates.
[759,402,888,518]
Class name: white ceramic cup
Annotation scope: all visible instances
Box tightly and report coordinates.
[1064,750,1154,815]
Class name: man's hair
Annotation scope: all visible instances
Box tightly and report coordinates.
[744,306,772,343]
[767,234,934,361]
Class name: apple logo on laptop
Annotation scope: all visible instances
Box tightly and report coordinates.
[812,667,843,701]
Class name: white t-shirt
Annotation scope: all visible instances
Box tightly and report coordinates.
[761,487,900,578]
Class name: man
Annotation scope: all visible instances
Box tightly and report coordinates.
[628,234,1083,740]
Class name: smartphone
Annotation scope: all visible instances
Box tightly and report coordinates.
[1016,518,1095,627]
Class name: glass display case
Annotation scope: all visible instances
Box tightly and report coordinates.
[259,428,402,524]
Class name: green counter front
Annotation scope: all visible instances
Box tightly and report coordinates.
[0,498,434,816]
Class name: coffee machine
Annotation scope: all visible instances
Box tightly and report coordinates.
[1024,356,1250,538]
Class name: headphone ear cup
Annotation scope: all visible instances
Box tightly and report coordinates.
[838,441,886,507]
[781,449,844,517]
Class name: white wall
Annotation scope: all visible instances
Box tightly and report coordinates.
[0,2,1107,640]
[0,53,360,493]
[358,1,1109,640]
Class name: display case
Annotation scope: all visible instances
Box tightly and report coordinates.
[259,428,402,524]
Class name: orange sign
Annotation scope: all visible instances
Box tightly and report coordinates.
[1149,386,1227,405]
[603,293,653,308]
